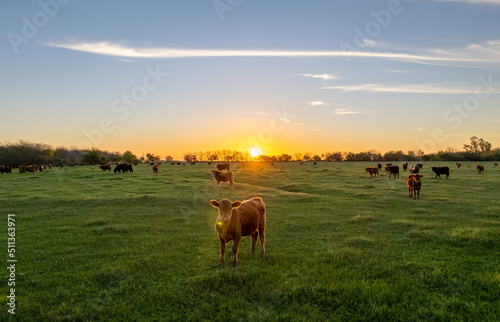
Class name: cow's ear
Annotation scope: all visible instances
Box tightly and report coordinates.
[232,201,242,208]
[419,175,424,177]
[209,200,220,208]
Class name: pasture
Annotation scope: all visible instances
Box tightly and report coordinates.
[1,161,499,321]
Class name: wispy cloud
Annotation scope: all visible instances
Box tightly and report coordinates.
[332,108,363,115]
[308,101,330,107]
[300,73,337,80]
[323,83,500,94]
[43,40,500,65]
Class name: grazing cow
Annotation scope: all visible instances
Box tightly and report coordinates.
[403,162,408,171]
[409,165,420,174]
[456,162,461,169]
[114,164,133,173]
[385,165,399,178]
[150,162,155,165]
[26,165,38,173]
[407,174,423,199]
[217,163,231,171]
[477,164,484,174]
[209,197,266,267]
[0,165,12,174]
[152,163,160,174]
[431,166,450,179]
[100,164,111,171]
[210,170,235,189]
[190,162,196,165]
[176,162,181,165]
[416,163,423,169]
[495,163,498,167]
[313,162,317,166]
[38,165,45,172]
[377,163,382,170]
[299,162,304,165]
[365,167,379,178]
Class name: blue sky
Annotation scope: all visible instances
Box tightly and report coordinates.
[1,0,500,159]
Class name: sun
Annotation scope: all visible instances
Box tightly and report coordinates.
[249,147,263,158]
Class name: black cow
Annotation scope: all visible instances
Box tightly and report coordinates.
[431,166,450,179]
[403,162,408,171]
[0,165,12,174]
[114,164,133,173]
[385,165,399,178]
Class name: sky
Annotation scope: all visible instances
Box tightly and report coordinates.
[1,0,500,160]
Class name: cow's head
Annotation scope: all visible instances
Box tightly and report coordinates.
[210,199,242,224]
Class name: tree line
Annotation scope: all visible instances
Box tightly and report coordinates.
[0,137,498,167]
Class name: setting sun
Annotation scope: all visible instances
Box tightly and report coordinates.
[249,147,263,158]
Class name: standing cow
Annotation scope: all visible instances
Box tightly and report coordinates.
[407,174,423,199]
[209,197,266,267]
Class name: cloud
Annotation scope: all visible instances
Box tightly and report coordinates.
[332,108,362,115]
[344,138,353,142]
[300,73,337,80]
[322,83,500,94]
[308,101,329,107]
[43,40,500,65]
[312,128,321,132]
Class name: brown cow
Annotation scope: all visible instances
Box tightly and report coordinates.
[100,164,111,171]
[152,163,160,174]
[210,170,234,189]
[365,167,379,178]
[407,174,423,199]
[209,197,266,267]
[494,163,498,167]
[217,163,231,171]
[456,162,461,169]
[477,164,484,174]
[385,165,399,178]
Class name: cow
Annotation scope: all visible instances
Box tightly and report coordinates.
[495,163,498,167]
[431,166,450,179]
[217,163,231,171]
[0,165,12,174]
[407,174,423,199]
[152,163,160,174]
[409,165,420,174]
[26,165,38,173]
[385,165,399,178]
[38,165,45,172]
[403,162,408,171]
[100,164,111,171]
[171,163,175,165]
[190,162,196,165]
[365,167,379,178]
[209,197,266,267]
[477,164,484,174]
[299,162,304,166]
[377,163,382,170]
[210,170,234,189]
[456,162,461,169]
[176,162,181,165]
[313,162,317,166]
[114,164,133,173]
[416,163,423,169]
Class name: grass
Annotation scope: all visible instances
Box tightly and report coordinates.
[0,161,499,321]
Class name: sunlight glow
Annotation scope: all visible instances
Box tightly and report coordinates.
[250,147,263,158]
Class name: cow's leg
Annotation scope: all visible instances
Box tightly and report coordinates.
[409,188,411,198]
[218,237,226,266]
[230,181,234,190]
[232,237,240,267]
[250,231,258,255]
[217,182,221,189]
[258,228,266,258]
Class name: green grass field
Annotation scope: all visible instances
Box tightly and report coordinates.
[1,161,499,321]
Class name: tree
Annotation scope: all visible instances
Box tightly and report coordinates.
[312,155,322,161]
[464,136,492,153]
[165,156,173,162]
[82,147,103,164]
[278,154,293,162]
[122,150,137,163]
[146,153,159,163]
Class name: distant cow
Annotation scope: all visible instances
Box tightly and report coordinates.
[114,164,133,173]
[431,166,450,179]
[416,163,423,169]
[152,163,160,174]
[210,170,234,189]
[313,162,317,166]
[477,164,484,174]
[176,162,181,165]
[407,174,423,199]
[217,163,231,171]
[495,163,498,167]
[456,162,461,169]
[365,167,379,178]
[209,197,266,267]
[171,162,175,165]
[100,164,111,171]
[377,163,382,170]
[409,165,420,174]
[190,162,196,165]
[26,165,38,173]
[403,162,408,171]
[0,165,12,174]
[385,165,399,178]
[299,162,304,165]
